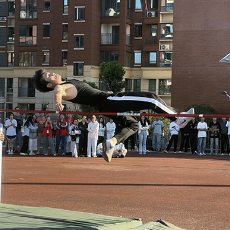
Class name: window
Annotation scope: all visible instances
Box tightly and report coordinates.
[149,79,156,92]
[151,25,157,36]
[8,53,14,67]
[100,51,119,63]
[42,104,49,111]
[127,0,132,17]
[19,52,36,67]
[134,51,141,65]
[20,0,37,19]
[43,51,50,64]
[134,79,141,91]
[0,103,4,121]
[0,28,6,46]
[74,35,84,48]
[8,27,15,42]
[19,25,37,45]
[18,78,35,97]
[63,0,68,14]
[44,0,51,11]
[62,51,68,66]
[160,52,172,67]
[150,52,157,64]
[73,63,84,76]
[135,0,142,10]
[125,79,132,92]
[160,24,173,39]
[0,1,7,21]
[62,24,68,41]
[101,0,120,17]
[8,2,15,16]
[7,78,13,93]
[0,79,5,97]
[43,24,50,38]
[159,79,171,95]
[151,0,158,9]
[126,52,131,67]
[135,24,142,37]
[0,53,6,67]
[75,7,85,21]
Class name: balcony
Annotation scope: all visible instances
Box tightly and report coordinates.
[20,36,37,45]
[18,87,35,97]
[8,36,14,43]
[101,8,120,17]
[0,17,6,21]
[143,61,157,67]
[8,11,15,17]
[101,33,119,44]
[144,10,159,24]
[160,33,173,40]
[160,62,172,67]
[161,6,174,12]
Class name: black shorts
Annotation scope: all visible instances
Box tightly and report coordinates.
[6,135,16,140]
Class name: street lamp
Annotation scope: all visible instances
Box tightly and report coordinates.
[220,91,230,100]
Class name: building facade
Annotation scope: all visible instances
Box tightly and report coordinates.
[0,0,174,119]
[172,0,230,114]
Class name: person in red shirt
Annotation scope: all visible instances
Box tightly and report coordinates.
[55,114,68,156]
[42,116,56,156]
[65,113,74,155]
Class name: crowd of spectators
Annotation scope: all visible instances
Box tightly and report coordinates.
[1,107,230,157]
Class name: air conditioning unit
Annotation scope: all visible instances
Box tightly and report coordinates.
[147,11,155,17]
[160,44,170,50]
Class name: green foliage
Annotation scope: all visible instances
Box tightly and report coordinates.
[99,61,126,94]
[79,80,99,113]
[186,104,218,124]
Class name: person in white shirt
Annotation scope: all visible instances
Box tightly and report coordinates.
[106,118,116,140]
[98,117,106,145]
[138,116,149,155]
[165,120,180,153]
[87,115,99,157]
[197,117,208,155]
[28,115,38,156]
[4,113,17,155]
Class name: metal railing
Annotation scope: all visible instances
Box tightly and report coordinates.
[160,34,173,40]
[19,36,37,45]
[160,62,172,67]
[161,6,174,12]
[101,33,119,44]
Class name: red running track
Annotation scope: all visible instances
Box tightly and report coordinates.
[1,151,230,230]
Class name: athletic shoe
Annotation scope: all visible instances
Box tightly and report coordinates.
[176,108,195,128]
[143,152,146,155]
[139,152,142,155]
[20,153,28,156]
[62,153,65,156]
[102,140,115,163]
[179,151,182,153]
[72,155,78,158]
[92,155,97,158]
[164,150,168,153]
[29,152,36,156]
[36,152,40,155]
[53,153,56,156]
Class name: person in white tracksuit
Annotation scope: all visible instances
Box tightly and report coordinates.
[106,118,116,140]
[87,115,99,157]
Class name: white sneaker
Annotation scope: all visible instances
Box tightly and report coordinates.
[164,150,168,153]
[72,155,78,158]
[102,140,115,163]
[29,152,35,156]
[176,108,195,128]
[20,153,28,156]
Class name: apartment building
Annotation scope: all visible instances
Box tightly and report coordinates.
[172,0,230,114]
[0,0,174,119]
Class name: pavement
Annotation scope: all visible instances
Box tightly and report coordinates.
[1,151,230,230]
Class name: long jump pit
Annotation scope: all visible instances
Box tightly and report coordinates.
[1,151,230,229]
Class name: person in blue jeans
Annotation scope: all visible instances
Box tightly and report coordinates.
[152,117,164,151]
[197,117,208,155]
[138,116,149,155]
[55,114,68,156]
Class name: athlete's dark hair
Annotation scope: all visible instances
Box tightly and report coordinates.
[31,69,53,92]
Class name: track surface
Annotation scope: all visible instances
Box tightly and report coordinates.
[1,152,230,230]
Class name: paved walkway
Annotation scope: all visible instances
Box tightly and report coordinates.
[1,152,230,229]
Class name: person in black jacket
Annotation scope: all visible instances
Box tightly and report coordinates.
[179,122,190,153]
[78,116,88,157]
[188,118,198,154]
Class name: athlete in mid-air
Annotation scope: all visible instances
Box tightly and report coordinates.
[32,69,194,162]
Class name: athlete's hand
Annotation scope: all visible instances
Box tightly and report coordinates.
[55,102,64,111]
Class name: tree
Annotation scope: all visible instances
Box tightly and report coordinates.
[99,61,126,94]
[79,80,99,112]
[186,104,217,124]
